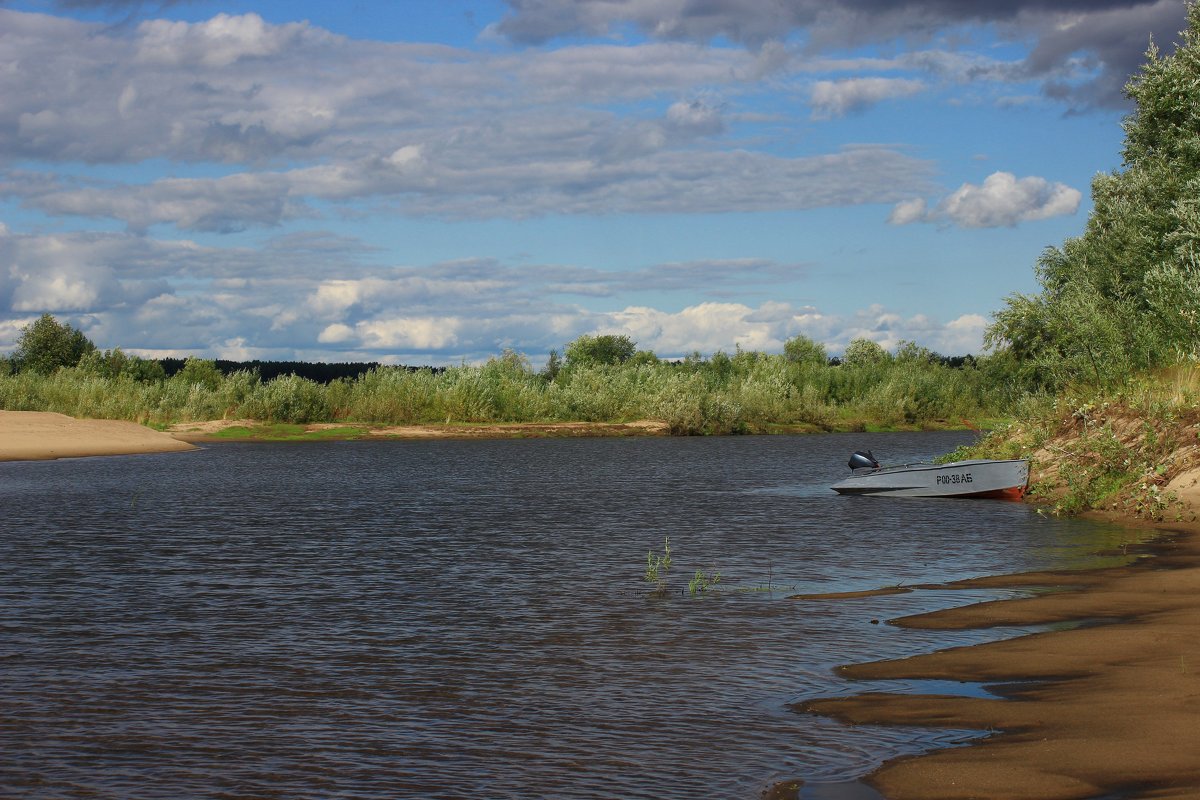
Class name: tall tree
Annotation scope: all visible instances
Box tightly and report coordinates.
[989,3,1200,384]
[564,334,637,367]
[10,313,96,374]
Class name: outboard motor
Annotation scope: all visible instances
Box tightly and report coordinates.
[848,450,880,471]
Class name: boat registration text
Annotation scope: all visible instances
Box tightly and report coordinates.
[936,472,974,485]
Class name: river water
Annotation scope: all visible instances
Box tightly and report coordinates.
[0,432,1145,799]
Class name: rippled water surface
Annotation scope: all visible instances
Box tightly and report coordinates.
[0,432,1146,799]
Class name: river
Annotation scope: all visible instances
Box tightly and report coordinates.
[0,432,1145,799]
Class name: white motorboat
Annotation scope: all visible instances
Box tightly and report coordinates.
[830,450,1029,499]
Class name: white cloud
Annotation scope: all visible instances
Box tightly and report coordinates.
[887,197,927,225]
[356,317,462,351]
[318,323,354,344]
[0,9,943,229]
[939,313,990,354]
[889,171,1082,228]
[810,77,925,119]
[938,171,1082,228]
[135,13,312,68]
[665,99,724,136]
[0,227,992,362]
[605,302,780,356]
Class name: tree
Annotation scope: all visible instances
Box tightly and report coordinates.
[171,357,224,390]
[77,347,167,382]
[893,340,938,364]
[563,334,637,367]
[841,338,890,367]
[10,313,96,374]
[541,349,562,382]
[990,4,1200,383]
[783,334,827,366]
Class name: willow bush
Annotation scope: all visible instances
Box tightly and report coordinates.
[0,343,1008,433]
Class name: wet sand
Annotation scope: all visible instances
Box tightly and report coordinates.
[796,514,1200,800]
[0,411,196,461]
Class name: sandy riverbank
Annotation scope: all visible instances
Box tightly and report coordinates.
[794,513,1200,799]
[167,417,672,441]
[0,411,197,461]
[0,412,671,461]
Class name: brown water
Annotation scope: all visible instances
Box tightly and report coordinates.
[0,432,1145,799]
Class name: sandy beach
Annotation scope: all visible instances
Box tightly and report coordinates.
[796,514,1200,799]
[0,410,196,461]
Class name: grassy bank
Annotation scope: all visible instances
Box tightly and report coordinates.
[0,349,1009,435]
[950,365,1200,520]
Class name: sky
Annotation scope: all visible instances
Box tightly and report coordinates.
[0,0,1189,366]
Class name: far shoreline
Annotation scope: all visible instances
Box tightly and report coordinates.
[0,410,995,461]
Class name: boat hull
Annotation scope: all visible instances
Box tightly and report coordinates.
[830,459,1029,499]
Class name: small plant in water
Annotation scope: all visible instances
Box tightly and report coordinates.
[644,536,672,587]
[688,568,722,595]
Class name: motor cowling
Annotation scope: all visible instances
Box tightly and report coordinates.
[848,450,880,471]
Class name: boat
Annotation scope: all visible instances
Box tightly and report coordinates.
[830,450,1029,499]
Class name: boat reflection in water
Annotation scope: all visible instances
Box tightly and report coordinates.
[831,450,1029,499]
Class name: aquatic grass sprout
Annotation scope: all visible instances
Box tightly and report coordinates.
[644,537,671,585]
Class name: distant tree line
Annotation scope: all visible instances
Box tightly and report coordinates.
[0,317,1009,434]
[157,358,406,384]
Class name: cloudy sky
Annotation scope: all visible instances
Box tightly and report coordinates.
[0,0,1187,365]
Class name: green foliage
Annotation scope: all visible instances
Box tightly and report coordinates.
[842,338,891,367]
[783,335,827,366]
[10,313,96,374]
[541,349,562,382]
[77,348,166,383]
[644,537,672,586]
[989,5,1200,388]
[242,374,329,423]
[0,339,1007,432]
[172,357,225,391]
[688,568,722,595]
[564,334,638,367]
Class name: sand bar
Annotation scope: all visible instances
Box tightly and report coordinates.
[0,410,196,461]
[796,519,1200,800]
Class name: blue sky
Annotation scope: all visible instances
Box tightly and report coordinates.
[0,0,1188,365]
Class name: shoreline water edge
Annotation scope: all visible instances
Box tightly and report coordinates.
[5,411,1199,799]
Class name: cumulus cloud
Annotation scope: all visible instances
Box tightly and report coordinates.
[938,171,1082,228]
[888,172,1081,228]
[0,226,991,362]
[887,197,927,225]
[810,77,925,119]
[135,13,313,68]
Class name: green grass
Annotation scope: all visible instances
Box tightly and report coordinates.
[209,423,369,441]
[0,349,1012,434]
